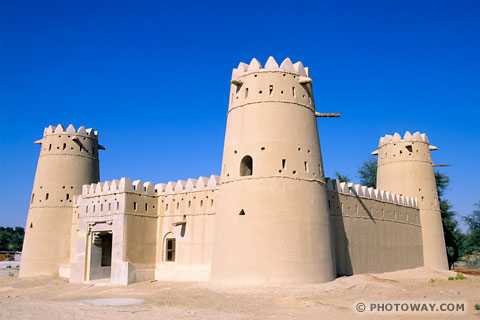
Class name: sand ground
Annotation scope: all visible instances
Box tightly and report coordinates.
[0,264,479,320]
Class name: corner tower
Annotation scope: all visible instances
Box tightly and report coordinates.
[211,57,336,283]
[20,124,102,277]
[373,131,448,270]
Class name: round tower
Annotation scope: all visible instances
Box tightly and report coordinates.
[210,57,336,284]
[374,131,448,270]
[20,124,102,277]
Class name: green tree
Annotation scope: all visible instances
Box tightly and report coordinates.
[0,226,25,251]
[358,157,377,188]
[334,171,350,183]
[463,201,480,256]
[435,171,464,269]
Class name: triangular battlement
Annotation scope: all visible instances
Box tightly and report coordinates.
[231,56,310,80]
[43,124,98,139]
[378,131,429,148]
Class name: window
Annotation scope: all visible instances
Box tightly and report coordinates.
[133,202,137,211]
[66,193,69,200]
[31,193,34,203]
[145,203,148,212]
[165,238,176,262]
[240,155,253,176]
[239,209,245,216]
[45,193,49,200]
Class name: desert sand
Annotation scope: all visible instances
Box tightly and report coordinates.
[0,264,479,319]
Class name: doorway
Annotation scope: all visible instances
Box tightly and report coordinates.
[89,231,112,280]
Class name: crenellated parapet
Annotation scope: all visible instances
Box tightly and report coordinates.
[377,131,430,148]
[156,175,220,195]
[81,178,156,198]
[325,178,418,208]
[231,57,310,81]
[43,124,98,139]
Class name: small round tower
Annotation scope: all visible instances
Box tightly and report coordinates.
[20,124,102,277]
[211,57,336,284]
[374,131,448,270]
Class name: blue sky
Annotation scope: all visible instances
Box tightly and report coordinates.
[1,0,479,229]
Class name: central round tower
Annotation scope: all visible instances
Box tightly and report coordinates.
[210,57,336,284]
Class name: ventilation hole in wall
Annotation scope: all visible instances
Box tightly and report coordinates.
[254,74,257,77]
[279,170,282,173]
[133,202,137,211]
[66,193,69,200]
[261,147,265,150]
[31,194,34,203]
[45,193,49,200]
[292,170,297,174]
[298,147,301,151]
[145,203,148,212]
[240,155,253,176]
[71,186,74,189]
[302,94,305,98]
[63,143,66,150]
[239,209,245,216]
[282,159,286,169]
[292,87,295,97]
[293,75,296,79]
[308,149,311,153]
[313,172,316,176]
[406,145,413,153]
[234,150,237,154]
[57,146,59,149]
[30,223,33,228]
[308,93,311,103]
[259,90,262,94]
[399,150,403,154]
[283,73,286,77]
[269,85,273,95]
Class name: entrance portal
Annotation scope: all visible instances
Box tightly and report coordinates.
[89,231,112,280]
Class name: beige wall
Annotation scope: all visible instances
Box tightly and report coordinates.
[326,183,423,275]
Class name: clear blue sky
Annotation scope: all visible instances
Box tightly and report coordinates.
[1,0,479,230]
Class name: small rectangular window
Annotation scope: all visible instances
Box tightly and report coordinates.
[145,203,148,212]
[86,206,89,213]
[282,159,286,169]
[108,203,111,211]
[116,202,119,210]
[133,202,137,211]
[45,193,49,200]
[66,193,69,200]
[100,204,103,211]
[304,161,308,172]
[31,193,34,203]
[166,238,176,262]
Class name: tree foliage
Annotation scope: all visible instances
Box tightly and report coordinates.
[358,157,377,188]
[0,226,24,251]
[434,171,464,269]
[334,171,350,183]
[463,201,480,256]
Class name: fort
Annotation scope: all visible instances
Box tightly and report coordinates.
[20,57,448,285]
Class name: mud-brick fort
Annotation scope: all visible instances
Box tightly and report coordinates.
[20,57,449,285]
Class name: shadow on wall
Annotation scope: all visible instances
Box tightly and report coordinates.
[330,187,377,277]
